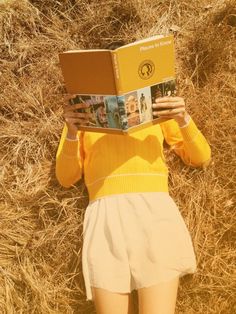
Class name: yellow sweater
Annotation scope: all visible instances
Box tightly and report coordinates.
[55,118,211,201]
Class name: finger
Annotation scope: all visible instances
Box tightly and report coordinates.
[154,98,184,104]
[152,102,184,109]
[155,96,183,102]
[153,108,185,116]
[64,112,92,119]
[154,113,183,120]
[153,107,185,116]
[63,94,77,102]
[63,103,90,112]
[65,117,89,125]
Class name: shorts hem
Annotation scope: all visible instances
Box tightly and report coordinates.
[86,269,196,301]
[87,284,131,302]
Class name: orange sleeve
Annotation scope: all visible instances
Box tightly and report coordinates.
[55,123,84,187]
[160,118,211,167]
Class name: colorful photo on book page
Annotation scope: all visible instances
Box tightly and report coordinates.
[162,79,177,96]
[90,96,109,128]
[104,96,122,129]
[117,96,128,130]
[124,91,140,127]
[137,87,153,123]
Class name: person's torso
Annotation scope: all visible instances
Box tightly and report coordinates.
[83,123,168,189]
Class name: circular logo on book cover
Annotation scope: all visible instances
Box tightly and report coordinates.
[138,60,155,80]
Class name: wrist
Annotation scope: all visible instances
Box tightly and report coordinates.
[175,112,191,128]
[66,131,78,140]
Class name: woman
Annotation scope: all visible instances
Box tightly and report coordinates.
[55,94,211,314]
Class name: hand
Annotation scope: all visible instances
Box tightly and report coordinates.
[152,96,190,126]
[62,94,92,137]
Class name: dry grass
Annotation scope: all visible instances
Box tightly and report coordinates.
[0,0,235,313]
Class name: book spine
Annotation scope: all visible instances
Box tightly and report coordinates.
[111,51,122,95]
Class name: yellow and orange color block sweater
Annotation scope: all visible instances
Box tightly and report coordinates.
[55,118,211,201]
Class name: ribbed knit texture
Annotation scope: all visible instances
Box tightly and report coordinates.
[55,118,211,201]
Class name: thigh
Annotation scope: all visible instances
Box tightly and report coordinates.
[137,275,179,314]
[91,286,134,314]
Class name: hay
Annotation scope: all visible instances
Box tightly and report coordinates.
[0,0,235,313]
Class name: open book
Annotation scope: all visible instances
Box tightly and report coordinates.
[59,34,177,134]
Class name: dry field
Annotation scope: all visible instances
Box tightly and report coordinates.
[0,0,235,313]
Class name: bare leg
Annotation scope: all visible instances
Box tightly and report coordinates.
[137,275,179,314]
[91,286,134,314]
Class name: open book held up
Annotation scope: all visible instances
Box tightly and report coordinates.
[59,34,177,134]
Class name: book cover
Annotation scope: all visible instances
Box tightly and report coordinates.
[59,34,177,134]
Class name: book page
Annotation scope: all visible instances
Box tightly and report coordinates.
[64,49,109,53]
[117,34,164,50]
[59,50,116,94]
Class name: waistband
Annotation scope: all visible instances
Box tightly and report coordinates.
[86,172,169,201]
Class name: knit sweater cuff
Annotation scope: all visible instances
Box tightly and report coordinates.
[62,138,80,156]
[179,118,200,142]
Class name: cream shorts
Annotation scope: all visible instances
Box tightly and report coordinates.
[82,192,197,301]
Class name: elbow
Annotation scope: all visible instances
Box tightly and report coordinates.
[190,157,211,169]
[201,157,212,169]
[57,180,72,189]
[200,145,212,169]
[190,148,212,169]
[55,165,82,188]
[55,171,72,188]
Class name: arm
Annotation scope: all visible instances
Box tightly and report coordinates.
[153,96,211,168]
[55,94,91,187]
[160,117,211,167]
[55,122,84,187]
